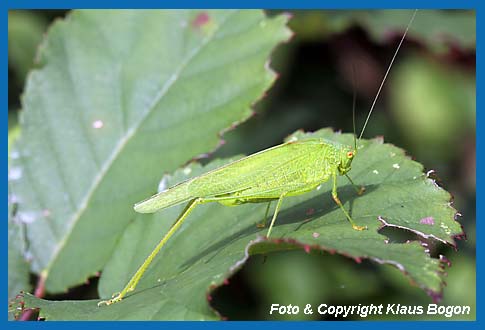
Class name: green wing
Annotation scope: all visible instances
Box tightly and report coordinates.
[187,139,330,195]
[135,139,332,213]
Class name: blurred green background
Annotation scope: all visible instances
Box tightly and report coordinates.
[8,9,475,320]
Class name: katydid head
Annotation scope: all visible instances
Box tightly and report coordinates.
[338,147,356,175]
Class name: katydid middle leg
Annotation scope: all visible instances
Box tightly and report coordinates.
[257,201,273,229]
[265,193,287,238]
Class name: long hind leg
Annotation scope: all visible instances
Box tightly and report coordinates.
[98,197,204,306]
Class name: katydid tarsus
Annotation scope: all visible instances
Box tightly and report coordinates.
[98,10,418,306]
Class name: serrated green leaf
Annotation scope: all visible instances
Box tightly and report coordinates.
[15,129,462,320]
[10,9,291,293]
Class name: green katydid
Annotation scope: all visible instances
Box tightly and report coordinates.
[98,10,417,306]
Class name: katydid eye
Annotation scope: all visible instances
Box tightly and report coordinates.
[347,151,354,158]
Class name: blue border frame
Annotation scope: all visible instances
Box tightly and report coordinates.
[4,0,479,328]
[4,0,478,10]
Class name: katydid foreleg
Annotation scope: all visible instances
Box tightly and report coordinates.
[331,172,366,231]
